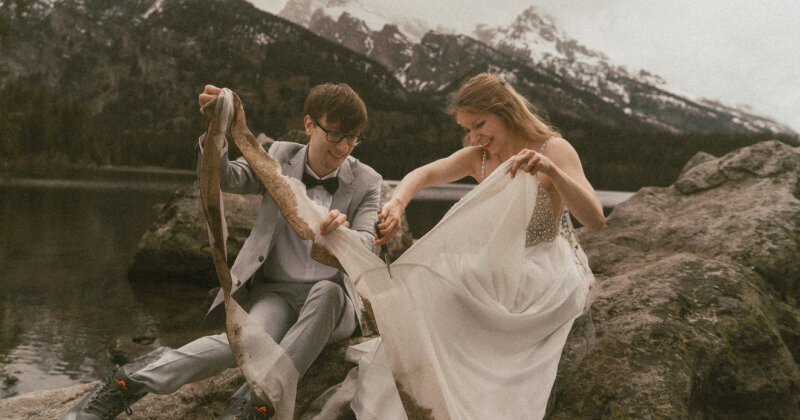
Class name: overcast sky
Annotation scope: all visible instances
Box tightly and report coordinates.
[251,0,800,133]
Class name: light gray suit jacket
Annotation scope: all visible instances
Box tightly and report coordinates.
[199,140,382,333]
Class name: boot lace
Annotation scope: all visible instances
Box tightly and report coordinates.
[85,373,134,418]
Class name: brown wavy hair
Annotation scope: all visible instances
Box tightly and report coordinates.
[304,83,368,135]
[450,73,559,146]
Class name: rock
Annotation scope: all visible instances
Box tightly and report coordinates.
[128,182,261,285]
[128,179,414,284]
[256,132,276,147]
[125,173,410,342]
[547,140,800,418]
[678,150,716,177]
[108,336,163,366]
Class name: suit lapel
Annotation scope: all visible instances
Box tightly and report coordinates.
[283,144,308,180]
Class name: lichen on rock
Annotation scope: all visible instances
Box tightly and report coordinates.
[548,140,800,418]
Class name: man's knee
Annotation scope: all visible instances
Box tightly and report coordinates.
[307,280,345,309]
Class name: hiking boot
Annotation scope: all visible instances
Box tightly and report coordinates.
[60,365,147,420]
[220,387,274,420]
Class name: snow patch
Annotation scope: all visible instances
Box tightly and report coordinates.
[142,0,165,19]
[255,33,273,46]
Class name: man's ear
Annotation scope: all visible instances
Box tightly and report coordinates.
[304,115,314,135]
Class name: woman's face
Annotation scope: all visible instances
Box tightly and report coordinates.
[455,111,511,152]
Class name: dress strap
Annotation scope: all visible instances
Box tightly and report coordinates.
[481,148,487,182]
[539,138,550,154]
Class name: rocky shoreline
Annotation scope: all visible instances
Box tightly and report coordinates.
[2,140,798,418]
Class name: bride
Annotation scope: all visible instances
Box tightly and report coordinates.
[367,72,606,418]
[376,72,604,242]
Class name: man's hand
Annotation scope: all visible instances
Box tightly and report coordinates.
[199,84,222,113]
[320,209,349,235]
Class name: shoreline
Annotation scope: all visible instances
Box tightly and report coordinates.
[0,158,634,207]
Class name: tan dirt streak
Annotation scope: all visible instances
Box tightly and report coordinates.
[199,97,287,409]
[228,93,341,269]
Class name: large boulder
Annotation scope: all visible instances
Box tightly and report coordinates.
[128,182,261,285]
[126,176,412,335]
[128,178,414,284]
[548,140,800,418]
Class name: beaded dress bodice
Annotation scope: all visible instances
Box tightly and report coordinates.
[480,139,559,248]
[525,188,558,246]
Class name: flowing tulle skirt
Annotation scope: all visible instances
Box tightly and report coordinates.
[346,160,593,419]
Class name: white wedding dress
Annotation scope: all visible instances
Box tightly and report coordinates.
[200,90,594,420]
[340,156,593,420]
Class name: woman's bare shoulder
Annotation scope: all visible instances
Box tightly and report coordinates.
[543,137,573,152]
[543,137,579,160]
[447,146,485,181]
[446,145,484,165]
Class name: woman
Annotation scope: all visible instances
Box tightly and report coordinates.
[362,73,605,418]
[375,72,604,243]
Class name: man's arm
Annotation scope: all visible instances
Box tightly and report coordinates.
[195,133,266,195]
[196,83,265,195]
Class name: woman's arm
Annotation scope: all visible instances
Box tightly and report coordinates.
[374,146,481,245]
[511,138,605,230]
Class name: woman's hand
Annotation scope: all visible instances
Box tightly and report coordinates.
[510,148,556,178]
[374,199,405,246]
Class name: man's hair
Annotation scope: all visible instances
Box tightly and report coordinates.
[304,83,368,135]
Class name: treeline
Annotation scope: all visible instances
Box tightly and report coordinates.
[1,77,796,192]
[0,79,96,163]
[0,78,199,169]
[552,112,798,191]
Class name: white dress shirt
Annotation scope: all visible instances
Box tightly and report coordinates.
[262,165,340,283]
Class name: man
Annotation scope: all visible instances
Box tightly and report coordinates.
[62,83,382,419]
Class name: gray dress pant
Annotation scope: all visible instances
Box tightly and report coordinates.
[130,279,357,394]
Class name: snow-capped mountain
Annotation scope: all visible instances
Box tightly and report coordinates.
[273,0,796,136]
[473,7,794,135]
[277,0,431,41]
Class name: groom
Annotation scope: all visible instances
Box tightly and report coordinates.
[62,83,382,419]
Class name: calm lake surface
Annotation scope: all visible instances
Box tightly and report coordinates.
[0,173,631,399]
[0,175,459,399]
[0,178,215,399]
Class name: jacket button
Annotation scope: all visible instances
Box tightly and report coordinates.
[235,279,241,287]
[258,255,264,262]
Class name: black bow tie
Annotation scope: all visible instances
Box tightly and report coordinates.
[302,172,339,194]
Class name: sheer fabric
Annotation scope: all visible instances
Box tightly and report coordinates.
[200,90,593,419]
[350,159,592,419]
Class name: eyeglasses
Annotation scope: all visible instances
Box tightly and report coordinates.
[311,117,365,147]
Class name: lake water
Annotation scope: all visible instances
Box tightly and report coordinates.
[0,175,460,399]
[0,173,630,399]
[0,178,215,399]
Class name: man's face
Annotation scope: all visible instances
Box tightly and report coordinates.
[304,114,356,177]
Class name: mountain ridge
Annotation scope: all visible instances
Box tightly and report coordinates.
[0,0,795,192]
[275,0,796,137]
